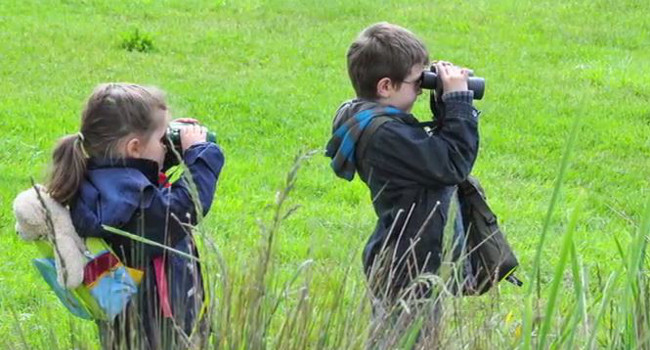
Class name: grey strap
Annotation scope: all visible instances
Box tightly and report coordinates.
[357,116,394,162]
[356,116,394,176]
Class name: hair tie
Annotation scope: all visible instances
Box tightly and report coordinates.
[75,132,90,158]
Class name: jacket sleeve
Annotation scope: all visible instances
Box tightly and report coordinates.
[366,92,479,186]
[167,142,225,218]
[140,142,225,247]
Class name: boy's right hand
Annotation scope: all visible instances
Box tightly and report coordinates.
[435,61,470,94]
[180,123,208,152]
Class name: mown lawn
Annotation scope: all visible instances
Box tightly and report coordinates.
[1,0,648,348]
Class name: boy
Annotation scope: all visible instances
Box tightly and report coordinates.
[326,22,479,305]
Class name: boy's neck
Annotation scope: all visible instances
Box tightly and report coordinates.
[359,97,388,106]
[366,97,405,112]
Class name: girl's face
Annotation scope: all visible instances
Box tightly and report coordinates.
[125,111,170,171]
[138,120,168,170]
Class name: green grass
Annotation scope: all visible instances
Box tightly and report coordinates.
[1,0,649,348]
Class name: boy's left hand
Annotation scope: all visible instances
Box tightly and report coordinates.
[435,61,469,94]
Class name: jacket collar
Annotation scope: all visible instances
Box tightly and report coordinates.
[87,158,160,184]
[333,98,420,127]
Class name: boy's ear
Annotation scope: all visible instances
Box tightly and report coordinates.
[125,137,141,158]
[376,77,394,98]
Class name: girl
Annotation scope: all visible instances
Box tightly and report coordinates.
[47,83,225,349]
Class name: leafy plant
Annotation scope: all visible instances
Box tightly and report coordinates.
[120,29,154,53]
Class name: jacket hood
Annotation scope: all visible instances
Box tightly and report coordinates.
[70,158,158,237]
[326,99,410,181]
[331,98,379,132]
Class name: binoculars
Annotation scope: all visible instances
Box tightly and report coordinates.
[420,65,485,100]
[163,121,217,168]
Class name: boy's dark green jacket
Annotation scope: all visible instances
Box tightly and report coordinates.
[326,92,479,296]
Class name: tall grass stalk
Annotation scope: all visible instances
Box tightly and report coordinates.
[522,111,581,349]
[538,200,581,348]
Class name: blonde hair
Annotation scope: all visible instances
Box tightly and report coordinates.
[48,83,168,204]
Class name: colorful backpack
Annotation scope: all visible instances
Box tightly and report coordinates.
[13,185,143,321]
[32,238,143,320]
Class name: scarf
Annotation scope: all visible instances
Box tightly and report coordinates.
[325,101,406,181]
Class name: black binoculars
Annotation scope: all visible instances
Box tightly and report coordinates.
[420,65,485,100]
[163,121,217,168]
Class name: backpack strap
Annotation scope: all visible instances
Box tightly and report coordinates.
[357,117,435,162]
[356,116,395,162]
[458,178,497,225]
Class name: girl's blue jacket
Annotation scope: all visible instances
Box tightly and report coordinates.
[69,142,224,340]
[70,142,224,266]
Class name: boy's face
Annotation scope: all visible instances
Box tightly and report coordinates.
[378,65,424,113]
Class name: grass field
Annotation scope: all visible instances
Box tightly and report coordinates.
[1,0,649,348]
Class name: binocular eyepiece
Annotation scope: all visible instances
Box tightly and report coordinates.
[420,66,485,100]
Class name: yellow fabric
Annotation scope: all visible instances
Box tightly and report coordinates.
[126,267,144,285]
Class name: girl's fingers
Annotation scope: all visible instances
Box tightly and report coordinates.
[182,124,207,136]
[174,118,199,124]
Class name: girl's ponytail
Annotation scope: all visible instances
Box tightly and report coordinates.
[48,134,88,205]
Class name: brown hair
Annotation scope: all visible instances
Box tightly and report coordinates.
[347,22,429,99]
[48,83,168,204]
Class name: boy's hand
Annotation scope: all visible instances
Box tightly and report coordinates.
[435,61,469,94]
[180,123,207,152]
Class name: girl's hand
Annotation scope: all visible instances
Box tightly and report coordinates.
[180,123,207,152]
[435,61,469,94]
[172,117,199,124]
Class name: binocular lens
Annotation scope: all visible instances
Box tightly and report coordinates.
[420,70,485,100]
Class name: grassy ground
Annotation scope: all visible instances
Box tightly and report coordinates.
[1,0,649,348]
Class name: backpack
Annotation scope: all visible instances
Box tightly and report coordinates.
[32,237,143,321]
[357,115,522,295]
[458,176,522,295]
[13,185,143,321]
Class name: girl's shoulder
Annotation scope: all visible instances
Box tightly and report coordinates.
[77,158,159,226]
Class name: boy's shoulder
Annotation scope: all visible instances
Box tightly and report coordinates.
[364,114,426,155]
